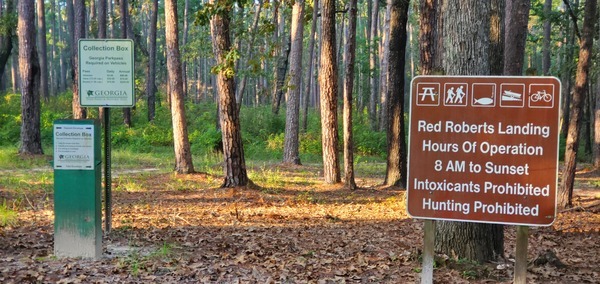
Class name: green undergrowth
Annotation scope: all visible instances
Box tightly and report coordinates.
[0,92,389,171]
[0,200,18,227]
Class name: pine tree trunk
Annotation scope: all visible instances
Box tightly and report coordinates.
[88,0,96,37]
[210,0,249,187]
[165,0,195,174]
[383,0,409,187]
[66,0,74,86]
[594,75,600,169]
[503,0,530,75]
[302,0,319,132]
[541,0,552,75]
[57,1,66,93]
[490,0,504,76]
[182,0,189,97]
[50,0,60,96]
[97,0,106,120]
[378,2,391,132]
[11,52,18,93]
[270,1,290,114]
[283,0,305,165]
[97,0,107,37]
[560,0,597,208]
[319,0,340,184]
[18,0,43,155]
[235,0,263,109]
[343,0,358,189]
[419,0,441,75]
[72,0,86,119]
[37,0,49,102]
[434,0,503,263]
[271,37,291,114]
[559,1,578,138]
[0,0,12,90]
[368,0,379,129]
[120,0,131,127]
[146,0,158,122]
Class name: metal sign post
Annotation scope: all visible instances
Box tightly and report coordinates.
[407,76,561,283]
[79,39,134,234]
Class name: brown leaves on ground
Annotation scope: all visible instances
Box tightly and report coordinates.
[0,164,599,283]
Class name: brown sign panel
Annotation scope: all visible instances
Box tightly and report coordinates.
[407,76,560,226]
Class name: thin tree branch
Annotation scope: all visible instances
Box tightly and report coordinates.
[562,0,581,41]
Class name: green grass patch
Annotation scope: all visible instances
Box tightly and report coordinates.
[0,200,18,227]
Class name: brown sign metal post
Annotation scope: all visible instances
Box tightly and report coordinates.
[407,76,560,283]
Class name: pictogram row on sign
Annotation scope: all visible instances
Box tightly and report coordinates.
[415,82,555,109]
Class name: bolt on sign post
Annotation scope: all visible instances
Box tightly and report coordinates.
[78,39,135,234]
[53,120,102,258]
[407,76,560,283]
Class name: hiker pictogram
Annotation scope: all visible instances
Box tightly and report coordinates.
[443,83,468,106]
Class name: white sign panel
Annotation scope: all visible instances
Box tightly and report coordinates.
[79,39,135,107]
[54,124,95,170]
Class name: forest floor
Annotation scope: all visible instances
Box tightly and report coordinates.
[0,162,599,283]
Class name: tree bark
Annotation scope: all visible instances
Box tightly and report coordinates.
[418,0,437,75]
[98,0,107,38]
[146,0,158,122]
[182,0,189,97]
[165,0,195,174]
[0,0,13,89]
[434,0,503,263]
[235,0,263,109]
[594,74,600,169]
[18,0,43,155]
[88,0,96,37]
[271,36,291,114]
[37,0,49,102]
[72,0,86,119]
[490,0,505,76]
[283,0,305,165]
[120,0,131,127]
[270,1,289,114]
[301,0,319,132]
[319,0,340,184]
[378,1,391,131]
[97,0,106,120]
[559,6,576,138]
[342,0,358,189]
[503,0,531,75]
[58,1,66,93]
[383,0,409,187]
[210,0,249,187]
[66,0,74,86]
[11,51,18,93]
[368,0,379,129]
[542,0,552,75]
[49,0,58,96]
[560,0,597,208]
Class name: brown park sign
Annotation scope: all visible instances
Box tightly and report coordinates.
[407,76,561,226]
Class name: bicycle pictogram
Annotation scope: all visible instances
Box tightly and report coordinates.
[530,90,552,102]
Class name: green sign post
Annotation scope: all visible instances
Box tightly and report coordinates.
[53,119,102,258]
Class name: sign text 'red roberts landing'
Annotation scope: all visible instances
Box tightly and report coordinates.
[407,76,560,226]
